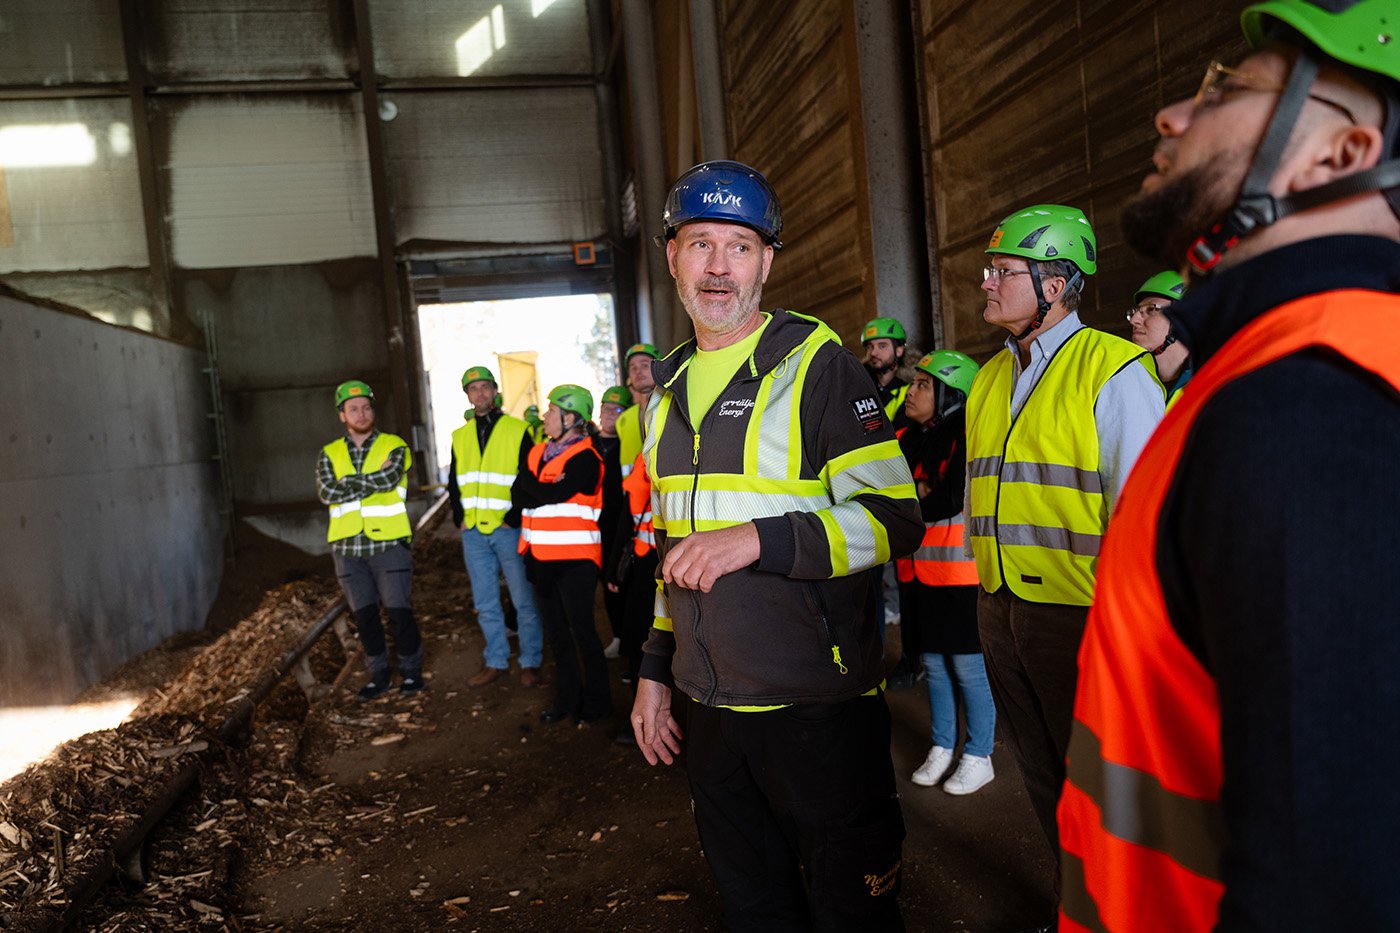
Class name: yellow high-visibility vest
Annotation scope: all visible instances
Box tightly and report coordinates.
[617,403,643,476]
[324,433,413,543]
[883,383,908,422]
[966,328,1150,606]
[451,414,528,534]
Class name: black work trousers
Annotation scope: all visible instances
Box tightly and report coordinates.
[686,695,906,933]
[976,586,1088,876]
[530,558,611,720]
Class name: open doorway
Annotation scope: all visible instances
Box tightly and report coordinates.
[417,293,618,483]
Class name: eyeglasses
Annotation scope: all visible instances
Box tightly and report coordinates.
[1194,60,1358,125]
[982,266,1033,284]
[1125,302,1169,322]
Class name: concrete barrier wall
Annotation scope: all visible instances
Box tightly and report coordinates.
[0,293,223,706]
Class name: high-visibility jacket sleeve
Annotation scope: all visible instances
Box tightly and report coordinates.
[753,345,922,580]
[639,552,676,687]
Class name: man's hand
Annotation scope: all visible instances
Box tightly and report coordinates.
[632,678,683,766]
[661,523,760,593]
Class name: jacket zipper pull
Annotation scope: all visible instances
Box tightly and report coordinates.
[692,432,700,466]
[831,646,848,675]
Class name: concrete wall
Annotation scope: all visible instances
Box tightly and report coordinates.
[0,293,223,706]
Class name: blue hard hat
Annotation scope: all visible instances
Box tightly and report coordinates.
[659,160,784,250]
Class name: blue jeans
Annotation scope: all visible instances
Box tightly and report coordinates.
[461,526,543,669]
[923,651,996,758]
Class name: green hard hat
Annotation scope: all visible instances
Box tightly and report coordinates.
[548,384,593,420]
[524,404,542,424]
[624,342,660,362]
[1242,1,1400,84]
[987,204,1098,276]
[915,350,980,396]
[861,317,907,344]
[461,365,496,388]
[334,379,374,408]
[1135,270,1187,304]
[600,385,632,409]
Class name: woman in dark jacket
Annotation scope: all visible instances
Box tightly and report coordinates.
[898,351,996,796]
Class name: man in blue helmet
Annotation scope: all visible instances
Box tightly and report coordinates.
[630,160,922,931]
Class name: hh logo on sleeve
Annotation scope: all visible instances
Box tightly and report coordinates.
[850,396,884,434]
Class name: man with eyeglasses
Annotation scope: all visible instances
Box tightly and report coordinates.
[964,203,1163,928]
[1126,270,1191,403]
[1059,1,1400,930]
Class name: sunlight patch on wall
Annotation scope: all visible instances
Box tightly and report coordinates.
[455,5,507,77]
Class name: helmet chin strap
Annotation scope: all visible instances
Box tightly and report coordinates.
[1150,333,1177,356]
[1014,267,1081,342]
[1186,50,1400,279]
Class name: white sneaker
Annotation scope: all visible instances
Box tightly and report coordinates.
[943,754,995,795]
[603,637,621,659]
[910,745,954,786]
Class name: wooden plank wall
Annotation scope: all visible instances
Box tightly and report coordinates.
[916,0,1247,358]
[718,0,874,349]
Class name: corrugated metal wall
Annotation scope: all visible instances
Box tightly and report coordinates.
[916,0,1246,358]
[716,0,874,348]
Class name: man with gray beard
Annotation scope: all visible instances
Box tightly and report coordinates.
[629,160,922,932]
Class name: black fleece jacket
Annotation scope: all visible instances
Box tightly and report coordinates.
[1157,235,1400,929]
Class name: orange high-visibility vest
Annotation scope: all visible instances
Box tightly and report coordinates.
[895,447,977,587]
[621,451,654,557]
[1058,290,1400,933]
[518,438,604,566]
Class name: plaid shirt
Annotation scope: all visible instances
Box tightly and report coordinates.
[317,430,410,558]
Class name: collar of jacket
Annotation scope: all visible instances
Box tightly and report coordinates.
[1168,235,1400,367]
[651,309,839,404]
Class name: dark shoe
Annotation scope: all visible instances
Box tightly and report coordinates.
[467,667,506,688]
[399,673,426,695]
[358,675,393,702]
[539,708,570,724]
[576,709,611,726]
[520,667,543,688]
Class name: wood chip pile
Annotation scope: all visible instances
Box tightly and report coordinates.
[0,580,343,930]
[137,581,339,726]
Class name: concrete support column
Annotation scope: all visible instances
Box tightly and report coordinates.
[853,0,936,350]
[688,0,728,162]
[586,0,638,357]
[621,0,677,352]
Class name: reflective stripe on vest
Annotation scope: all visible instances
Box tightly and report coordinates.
[622,451,655,557]
[965,328,1151,606]
[518,438,604,565]
[895,512,978,587]
[324,433,413,543]
[451,415,528,534]
[1059,290,1400,932]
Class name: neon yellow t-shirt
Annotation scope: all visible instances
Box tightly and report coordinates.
[685,314,770,427]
